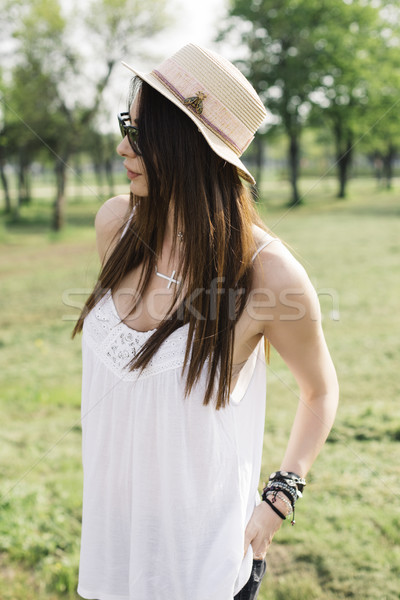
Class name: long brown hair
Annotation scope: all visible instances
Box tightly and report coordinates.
[72,77,268,409]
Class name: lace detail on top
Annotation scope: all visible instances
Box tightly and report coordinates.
[83,290,189,381]
[83,233,278,382]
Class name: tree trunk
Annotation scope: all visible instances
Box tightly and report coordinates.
[372,154,384,187]
[18,162,27,206]
[383,145,395,189]
[53,158,68,231]
[17,152,32,205]
[18,165,24,207]
[93,161,103,190]
[25,165,31,204]
[336,138,352,199]
[0,158,11,213]
[334,118,353,199]
[105,158,114,198]
[288,133,301,206]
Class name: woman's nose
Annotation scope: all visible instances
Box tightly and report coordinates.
[116,136,136,157]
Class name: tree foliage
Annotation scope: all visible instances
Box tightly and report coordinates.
[357,15,400,188]
[0,0,171,227]
[219,0,396,201]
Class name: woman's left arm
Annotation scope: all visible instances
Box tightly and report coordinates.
[244,242,339,559]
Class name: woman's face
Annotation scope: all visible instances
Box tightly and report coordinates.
[116,95,149,197]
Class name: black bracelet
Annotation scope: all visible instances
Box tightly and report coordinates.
[269,471,306,494]
[263,497,286,520]
[269,487,295,508]
[265,490,297,526]
[262,483,298,526]
[265,481,298,503]
[271,481,299,501]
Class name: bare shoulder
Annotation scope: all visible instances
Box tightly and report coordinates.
[95,194,131,231]
[250,221,309,287]
[94,195,131,263]
[250,235,321,330]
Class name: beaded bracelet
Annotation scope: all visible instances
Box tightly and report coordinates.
[265,481,298,503]
[267,478,302,500]
[274,487,297,507]
[269,471,306,494]
[266,490,293,515]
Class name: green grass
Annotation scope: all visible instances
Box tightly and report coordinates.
[0,175,399,599]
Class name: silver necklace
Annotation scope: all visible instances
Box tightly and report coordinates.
[155,231,183,288]
[154,267,181,288]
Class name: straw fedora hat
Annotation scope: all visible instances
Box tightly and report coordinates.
[122,43,267,184]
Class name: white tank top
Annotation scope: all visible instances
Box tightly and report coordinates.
[78,228,280,600]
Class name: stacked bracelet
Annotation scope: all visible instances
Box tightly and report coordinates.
[269,471,306,495]
[266,490,293,514]
[266,480,298,504]
[261,470,306,526]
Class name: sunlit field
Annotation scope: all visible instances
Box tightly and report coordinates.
[0,174,399,599]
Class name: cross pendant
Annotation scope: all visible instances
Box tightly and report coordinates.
[155,268,181,289]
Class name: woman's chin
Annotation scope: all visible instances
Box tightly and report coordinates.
[130,179,148,196]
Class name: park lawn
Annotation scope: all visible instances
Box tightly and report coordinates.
[0,175,399,599]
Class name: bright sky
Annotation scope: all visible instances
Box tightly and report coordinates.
[129,0,229,69]
[157,0,228,52]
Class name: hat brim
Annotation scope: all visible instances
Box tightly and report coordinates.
[121,61,256,185]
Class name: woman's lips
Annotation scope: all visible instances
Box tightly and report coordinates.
[126,168,141,180]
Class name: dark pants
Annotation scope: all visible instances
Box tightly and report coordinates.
[233,559,267,600]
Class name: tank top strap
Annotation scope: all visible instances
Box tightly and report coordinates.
[251,234,281,262]
[120,207,135,240]
[120,215,279,258]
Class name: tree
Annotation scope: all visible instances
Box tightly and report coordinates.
[0,72,12,213]
[307,2,384,198]
[219,0,323,205]
[358,18,400,189]
[219,0,384,203]
[0,0,171,229]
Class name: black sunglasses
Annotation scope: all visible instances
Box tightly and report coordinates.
[118,112,142,155]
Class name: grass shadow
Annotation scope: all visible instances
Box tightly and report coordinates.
[345,204,400,218]
[0,201,97,239]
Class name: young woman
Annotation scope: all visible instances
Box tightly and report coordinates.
[72,43,339,600]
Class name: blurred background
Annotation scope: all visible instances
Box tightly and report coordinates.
[0,1,399,599]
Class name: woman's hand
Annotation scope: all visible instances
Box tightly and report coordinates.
[244,501,285,560]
